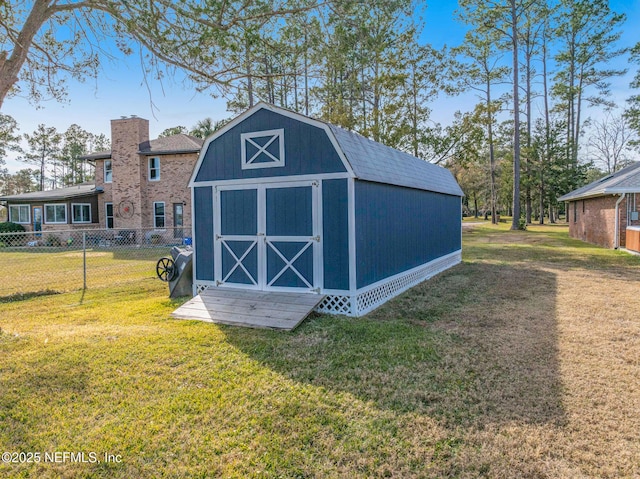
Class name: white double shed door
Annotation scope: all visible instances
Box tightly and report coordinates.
[213,180,322,292]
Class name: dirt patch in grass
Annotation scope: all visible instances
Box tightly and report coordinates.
[0,289,60,303]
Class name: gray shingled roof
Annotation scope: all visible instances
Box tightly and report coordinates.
[139,134,203,155]
[558,162,640,202]
[82,150,111,161]
[0,184,100,202]
[328,125,464,196]
[81,134,204,161]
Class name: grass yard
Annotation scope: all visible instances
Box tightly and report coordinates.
[1,222,639,478]
[0,246,171,295]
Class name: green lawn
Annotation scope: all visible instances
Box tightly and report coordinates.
[0,246,171,296]
[1,224,639,478]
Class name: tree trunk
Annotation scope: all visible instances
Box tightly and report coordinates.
[487,77,497,225]
[510,0,521,230]
[303,31,309,116]
[539,182,545,225]
[525,35,532,224]
[541,23,550,225]
[0,0,52,109]
[245,37,254,107]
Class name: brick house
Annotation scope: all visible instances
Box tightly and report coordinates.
[0,184,102,233]
[86,116,203,236]
[1,116,202,238]
[558,162,640,252]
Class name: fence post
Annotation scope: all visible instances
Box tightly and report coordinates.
[83,232,87,290]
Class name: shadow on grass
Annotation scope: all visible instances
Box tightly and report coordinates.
[224,261,565,428]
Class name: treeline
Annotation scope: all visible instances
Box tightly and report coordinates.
[0,115,109,196]
[2,0,639,225]
[0,116,225,197]
[213,0,637,225]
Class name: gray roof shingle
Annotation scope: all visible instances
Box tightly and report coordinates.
[328,125,464,197]
[0,184,100,202]
[558,162,640,202]
[139,134,203,155]
[81,134,204,161]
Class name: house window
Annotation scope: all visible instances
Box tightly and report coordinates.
[148,157,160,181]
[628,193,638,224]
[44,204,67,224]
[72,203,91,223]
[154,202,165,228]
[105,203,114,229]
[104,160,113,183]
[8,205,30,224]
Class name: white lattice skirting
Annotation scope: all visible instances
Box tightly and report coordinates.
[195,250,461,318]
[315,294,352,315]
[316,250,462,317]
[194,283,210,295]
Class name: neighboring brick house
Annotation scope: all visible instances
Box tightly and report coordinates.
[558,162,640,252]
[0,184,101,233]
[86,116,202,236]
[1,116,202,238]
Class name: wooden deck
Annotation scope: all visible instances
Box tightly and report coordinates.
[171,287,325,331]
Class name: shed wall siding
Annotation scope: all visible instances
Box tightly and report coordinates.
[322,178,349,291]
[195,109,346,183]
[354,181,461,288]
[194,186,214,281]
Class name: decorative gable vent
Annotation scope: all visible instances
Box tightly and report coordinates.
[240,129,285,170]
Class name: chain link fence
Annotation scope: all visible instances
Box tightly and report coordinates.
[0,227,191,296]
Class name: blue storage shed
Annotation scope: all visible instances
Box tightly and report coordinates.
[189,103,463,316]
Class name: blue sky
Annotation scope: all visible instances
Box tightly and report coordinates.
[2,1,639,173]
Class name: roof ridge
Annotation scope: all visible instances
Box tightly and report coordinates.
[558,161,640,201]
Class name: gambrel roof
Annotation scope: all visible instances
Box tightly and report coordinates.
[558,162,640,202]
[191,103,463,197]
[328,125,463,196]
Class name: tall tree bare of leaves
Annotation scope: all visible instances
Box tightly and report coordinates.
[552,0,626,166]
[0,0,325,110]
[588,112,635,174]
[21,124,61,191]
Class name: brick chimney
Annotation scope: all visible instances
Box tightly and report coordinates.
[110,116,149,230]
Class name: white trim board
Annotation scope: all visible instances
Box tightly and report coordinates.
[193,172,350,188]
[213,180,322,293]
